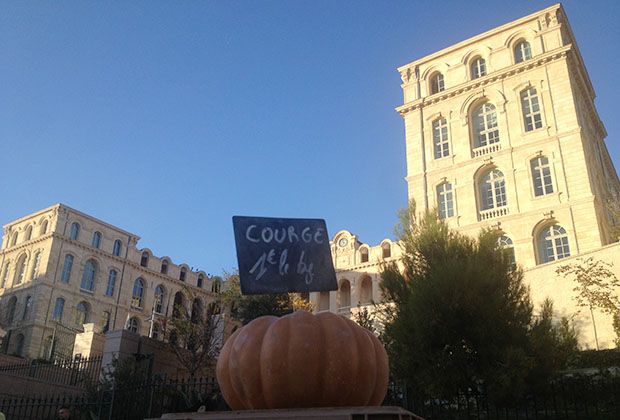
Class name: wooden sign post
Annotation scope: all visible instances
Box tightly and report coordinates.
[232,216,338,295]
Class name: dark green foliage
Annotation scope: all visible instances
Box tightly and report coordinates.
[354,305,377,334]
[219,271,312,325]
[566,348,620,370]
[380,201,575,403]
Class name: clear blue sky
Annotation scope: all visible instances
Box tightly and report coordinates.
[2,1,619,275]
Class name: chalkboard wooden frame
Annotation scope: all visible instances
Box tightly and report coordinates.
[233,216,338,295]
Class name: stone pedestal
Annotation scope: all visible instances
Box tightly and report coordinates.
[147,406,423,420]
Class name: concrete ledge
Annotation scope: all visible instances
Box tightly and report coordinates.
[149,406,423,420]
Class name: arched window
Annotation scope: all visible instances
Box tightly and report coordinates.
[154,285,165,314]
[53,298,65,321]
[10,232,18,247]
[211,278,221,293]
[496,235,516,265]
[433,118,449,158]
[173,291,185,318]
[92,232,101,249]
[132,278,144,308]
[531,156,554,196]
[106,270,117,296]
[22,295,32,320]
[140,252,149,267]
[31,252,41,281]
[191,298,203,324]
[161,259,169,274]
[360,277,373,305]
[480,169,507,210]
[197,275,204,288]
[61,255,73,283]
[70,223,80,240]
[13,334,25,357]
[6,296,17,324]
[437,183,455,219]
[471,57,487,79]
[81,260,97,291]
[521,88,543,131]
[1,262,11,288]
[15,254,27,285]
[538,224,570,263]
[180,267,187,282]
[514,41,532,63]
[360,247,369,263]
[112,240,122,257]
[25,226,33,241]
[101,311,111,333]
[473,102,499,148]
[430,72,445,94]
[40,220,48,236]
[338,280,351,308]
[382,242,391,258]
[75,302,89,329]
[127,317,140,334]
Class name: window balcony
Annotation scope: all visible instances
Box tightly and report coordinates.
[472,142,501,158]
[479,206,509,221]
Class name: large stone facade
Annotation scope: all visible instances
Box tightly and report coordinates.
[396,4,619,264]
[317,4,620,350]
[0,204,220,359]
[394,4,620,348]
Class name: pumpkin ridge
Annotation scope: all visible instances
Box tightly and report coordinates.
[216,328,245,410]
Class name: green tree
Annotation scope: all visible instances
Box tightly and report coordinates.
[161,287,222,379]
[527,299,579,391]
[380,201,535,401]
[607,199,620,242]
[556,257,620,350]
[218,270,313,325]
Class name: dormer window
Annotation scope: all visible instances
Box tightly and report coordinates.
[471,58,487,79]
[514,41,532,63]
[430,73,445,94]
[140,252,149,267]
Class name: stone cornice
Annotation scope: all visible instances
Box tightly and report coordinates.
[397,3,563,74]
[396,46,571,118]
[49,233,212,297]
[0,234,54,257]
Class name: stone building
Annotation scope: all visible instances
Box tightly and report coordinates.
[396,3,619,265]
[394,3,620,347]
[318,4,620,349]
[310,230,402,321]
[0,204,220,359]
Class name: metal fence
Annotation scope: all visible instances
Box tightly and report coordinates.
[3,372,620,420]
[387,374,620,420]
[0,355,102,388]
[0,376,225,420]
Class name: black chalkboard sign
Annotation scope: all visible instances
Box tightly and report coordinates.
[233,216,338,295]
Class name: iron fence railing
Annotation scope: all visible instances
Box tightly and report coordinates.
[0,355,102,388]
[387,374,620,420]
[2,373,620,420]
[0,376,224,420]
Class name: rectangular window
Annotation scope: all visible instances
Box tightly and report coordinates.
[106,270,117,296]
[531,157,554,196]
[521,88,543,131]
[437,183,454,219]
[61,255,73,283]
[433,119,450,159]
[53,298,64,321]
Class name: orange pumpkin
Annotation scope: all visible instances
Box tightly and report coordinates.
[216,310,389,409]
